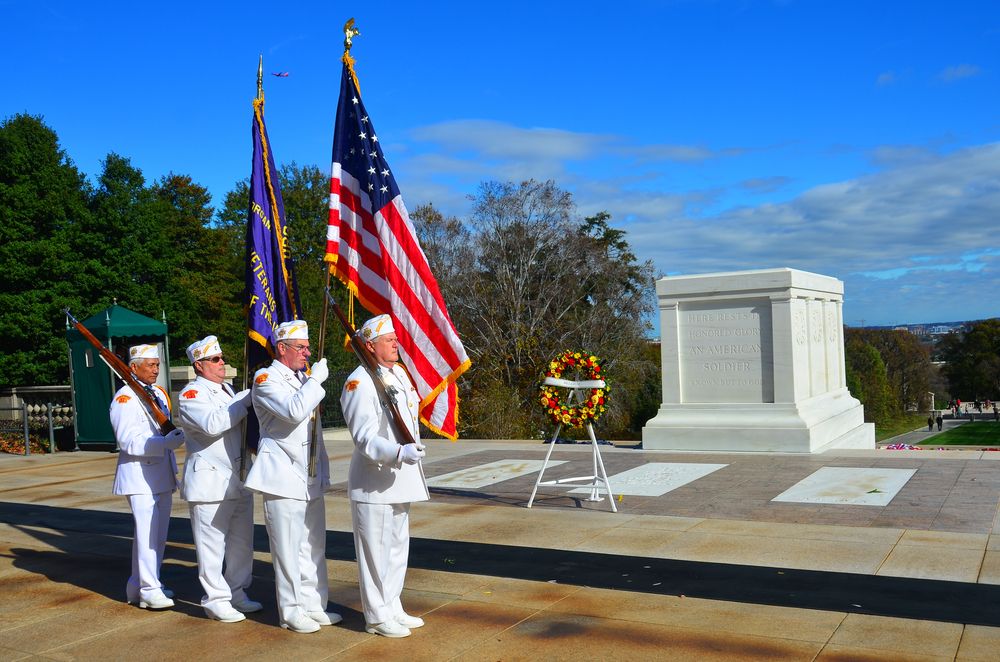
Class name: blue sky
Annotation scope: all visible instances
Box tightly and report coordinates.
[5,0,999,329]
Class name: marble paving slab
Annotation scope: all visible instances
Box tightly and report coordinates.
[427,459,567,489]
[772,467,917,506]
[570,462,728,497]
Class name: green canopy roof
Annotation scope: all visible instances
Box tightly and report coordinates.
[65,304,166,343]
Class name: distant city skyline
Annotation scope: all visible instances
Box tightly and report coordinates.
[4,1,998,327]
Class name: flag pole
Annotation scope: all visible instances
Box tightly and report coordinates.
[308,19,360,477]
[315,19,360,361]
[240,55,266,482]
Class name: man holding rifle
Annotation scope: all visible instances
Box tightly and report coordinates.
[176,335,260,623]
[110,343,185,610]
[244,321,340,634]
[340,314,429,639]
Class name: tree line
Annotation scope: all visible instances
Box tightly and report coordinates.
[1,114,660,439]
[845,319,1000,426]
[14,111,988,439]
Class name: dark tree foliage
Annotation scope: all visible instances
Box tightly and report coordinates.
[216,163,356,375]
[845,327,934,427]
[0,114,93,387]
[939,319,1000,400]
[844,332,894,425]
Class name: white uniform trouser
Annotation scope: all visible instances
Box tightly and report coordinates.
[262,493,328,625]
[351,501,410,625]
[125,491,172,602]
[189,494,254,615]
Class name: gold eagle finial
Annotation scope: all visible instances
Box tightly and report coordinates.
[344,18,360,53]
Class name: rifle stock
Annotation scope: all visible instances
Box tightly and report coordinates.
[65,309,176,435]
[325,289,417,446]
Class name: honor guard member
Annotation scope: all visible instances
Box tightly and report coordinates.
[244,321,341,634]
[177,336,261,623]
[340,314,429,638]
[110,343,184,610]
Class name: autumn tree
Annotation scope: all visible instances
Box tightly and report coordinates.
[412,180,657,439]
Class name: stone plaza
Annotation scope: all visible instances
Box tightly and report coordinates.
[2,430,999,660]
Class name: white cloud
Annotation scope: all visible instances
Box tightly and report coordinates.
[876,71,896,86]
[398,119,1000,325]
[410,120,611,161]
[939,64,982,82]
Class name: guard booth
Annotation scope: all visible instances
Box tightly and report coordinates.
[65,305,171,449]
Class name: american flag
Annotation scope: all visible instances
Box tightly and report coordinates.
[325,62,470,440]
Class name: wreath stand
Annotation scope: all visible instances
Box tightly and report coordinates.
[527,377,617,512]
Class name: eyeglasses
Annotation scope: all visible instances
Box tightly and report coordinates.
[284,343,310,354]
[200,356,225,364]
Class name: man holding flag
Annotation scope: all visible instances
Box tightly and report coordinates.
[325,24,469,637]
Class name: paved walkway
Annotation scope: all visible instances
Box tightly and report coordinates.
[2,435,999,660]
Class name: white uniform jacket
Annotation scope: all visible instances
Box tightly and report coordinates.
[340,363,429,504]
[245,360,330,500]
[110,383,178,496]
[177,376,252,503]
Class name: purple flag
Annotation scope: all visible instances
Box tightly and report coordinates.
[244,97,300,448]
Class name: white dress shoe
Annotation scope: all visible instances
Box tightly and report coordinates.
[139,594,175,610]
[281,614,321,634]
[208,606,246,623]
[395,612,424,629]
[366,620,411,638]
[231,598,263,613]
[306,610,343,626]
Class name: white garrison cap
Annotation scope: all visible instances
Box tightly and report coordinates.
[360,314,394,341]
[128,343,159,363]
[186,335,222,363]
[275,320,309,342]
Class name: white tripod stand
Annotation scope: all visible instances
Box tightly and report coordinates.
[527,377,617,512]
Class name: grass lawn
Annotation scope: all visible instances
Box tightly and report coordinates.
[929,421,1000,446]
[875,414,930,442]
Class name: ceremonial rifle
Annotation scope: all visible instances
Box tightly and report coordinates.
[325,288,417,447]
[65,309,176,434]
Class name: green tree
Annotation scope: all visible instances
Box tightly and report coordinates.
[848,328,932,414]
[0,114,92,386]
[939,319,1000,400]
[845,332,894,425]
[151,174,243,356]
[216,163,356,375]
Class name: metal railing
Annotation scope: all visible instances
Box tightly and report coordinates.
[0,401,73,455]
[0,386,75,455]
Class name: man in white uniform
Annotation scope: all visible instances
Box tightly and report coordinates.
[177,335,261,623]
[244,320,341,634]
[110,343,184,610]
[340,314,429,638]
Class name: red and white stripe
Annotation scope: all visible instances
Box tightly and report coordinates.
[326,163,470,439]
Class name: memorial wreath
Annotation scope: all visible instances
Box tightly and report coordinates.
[538,350,610,428]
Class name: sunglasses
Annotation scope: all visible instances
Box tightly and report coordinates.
[200,356,225,364]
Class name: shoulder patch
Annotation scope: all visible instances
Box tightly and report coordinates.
[182,389,198,399]
[115,395,131,404]
[345,379,360,392]
[255,373,269,385]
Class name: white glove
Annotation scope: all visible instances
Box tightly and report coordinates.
[399,443,426,465]
[309,358,329,384]
[163,428,185,449]
[233,388,252,409]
